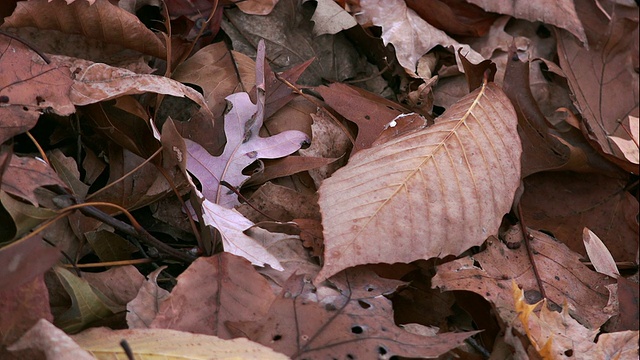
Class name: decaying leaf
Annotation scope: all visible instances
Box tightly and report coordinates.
[229,270,478,359]
[316,82,521,281]
[432,230,615,330]
[512,282,639,359]
[354,0,484,74]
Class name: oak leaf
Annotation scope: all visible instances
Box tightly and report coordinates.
[355,0,484,75]
[316,82,522,282]
[185,41,309,208]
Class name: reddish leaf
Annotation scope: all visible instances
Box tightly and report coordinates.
[406,0,499,37]
[0,275,53,358]
[0,36,74,144]
[229,270,478,359]
[150,254,276,339]
[1,154,67,207]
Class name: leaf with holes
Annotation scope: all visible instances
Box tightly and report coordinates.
[316,82,522,282]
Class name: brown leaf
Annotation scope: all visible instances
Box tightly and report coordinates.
[81,266,144,308]
[466,0,587,45]
[0,36,74,144]
[556,0,639,172]
[237,182,320,223]
[355,0,484,74]
[173,42,254,120]
[150,253,276,339]
[315,83,410,152]
[7,319,93,360]
[1,154,67,207]
[520,171,638,263]
[229,270,478,359]
[1,0,166,59]
[582,228,619,278]
[0,275,53,358]
[316,82,521,282]
[513,283,639,359]
[406,0,499,37]
[433,230,615,331]
[126,266,170,329]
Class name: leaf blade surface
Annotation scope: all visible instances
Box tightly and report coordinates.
[317,82,521,281]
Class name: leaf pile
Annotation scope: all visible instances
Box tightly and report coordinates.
[0,0,637,359]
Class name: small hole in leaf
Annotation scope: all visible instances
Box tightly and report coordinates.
[351,325,363,334]
[564,349,574,357]
[378,346,388,355]
[472,259,482,269]
[364,115,370,120]
[357,300,371,309]
[0,95,9,103]
[366,285,374,292]
[432,105,445,116]
[325,303,337,311]
[347,354,355,359]
[272,334,282,341]
[23,106,28,111]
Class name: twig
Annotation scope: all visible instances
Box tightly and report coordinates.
[517,203,547,300]
[52,187,196,263]
[0,30,51,64]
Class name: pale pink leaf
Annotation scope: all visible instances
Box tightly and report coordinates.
[583,228,620,278]
[186,41,309,208]
[201,198,284,270]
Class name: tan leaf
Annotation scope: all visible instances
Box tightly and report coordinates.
[512,283,639,359]
[316,82,521,282]
[355,0,484,75]
[583,228,620,278]
[466,0,587,45]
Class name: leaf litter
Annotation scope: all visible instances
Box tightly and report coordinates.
[0,0,637,359]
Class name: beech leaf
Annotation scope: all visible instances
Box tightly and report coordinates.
[316,82,522,282]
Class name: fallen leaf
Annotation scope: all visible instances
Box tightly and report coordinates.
[186,41,309,208]
[172,42,255,120]
[512,282,639,359]
[7,319,93,360]
[406,0,499,37]
[583,228,620,278]
[311,0,358,35]
[608,115,639,165]
[52,266,116,334]
[1,154,67,207]
[150,254,276,339]
[1,0,166,59]
[200,199,284,270]
[0,275,53,358]
[126,267,170,329]
[316,81,521,281]
[355,0,485,75]
[68,60,209,111]
[520,171,638,263]
[0,232,60,291]
[229,270,478,358]
[0,36,74,144]
[81,266,144,309]
[432,231,615,330]
[466,0,587,45]
[556,0,639,172]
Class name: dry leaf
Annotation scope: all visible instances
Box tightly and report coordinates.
[150,254,276,339]
[466,0,587,45]
[583,228,620,278]
[126,267,170,329]
[1,0,166,59]
[512,282,639,359]
[355,0,484,75]
[7,319,93,360]
[433,230,615,330]
[311,0,357,35]
[316,82,521,282]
